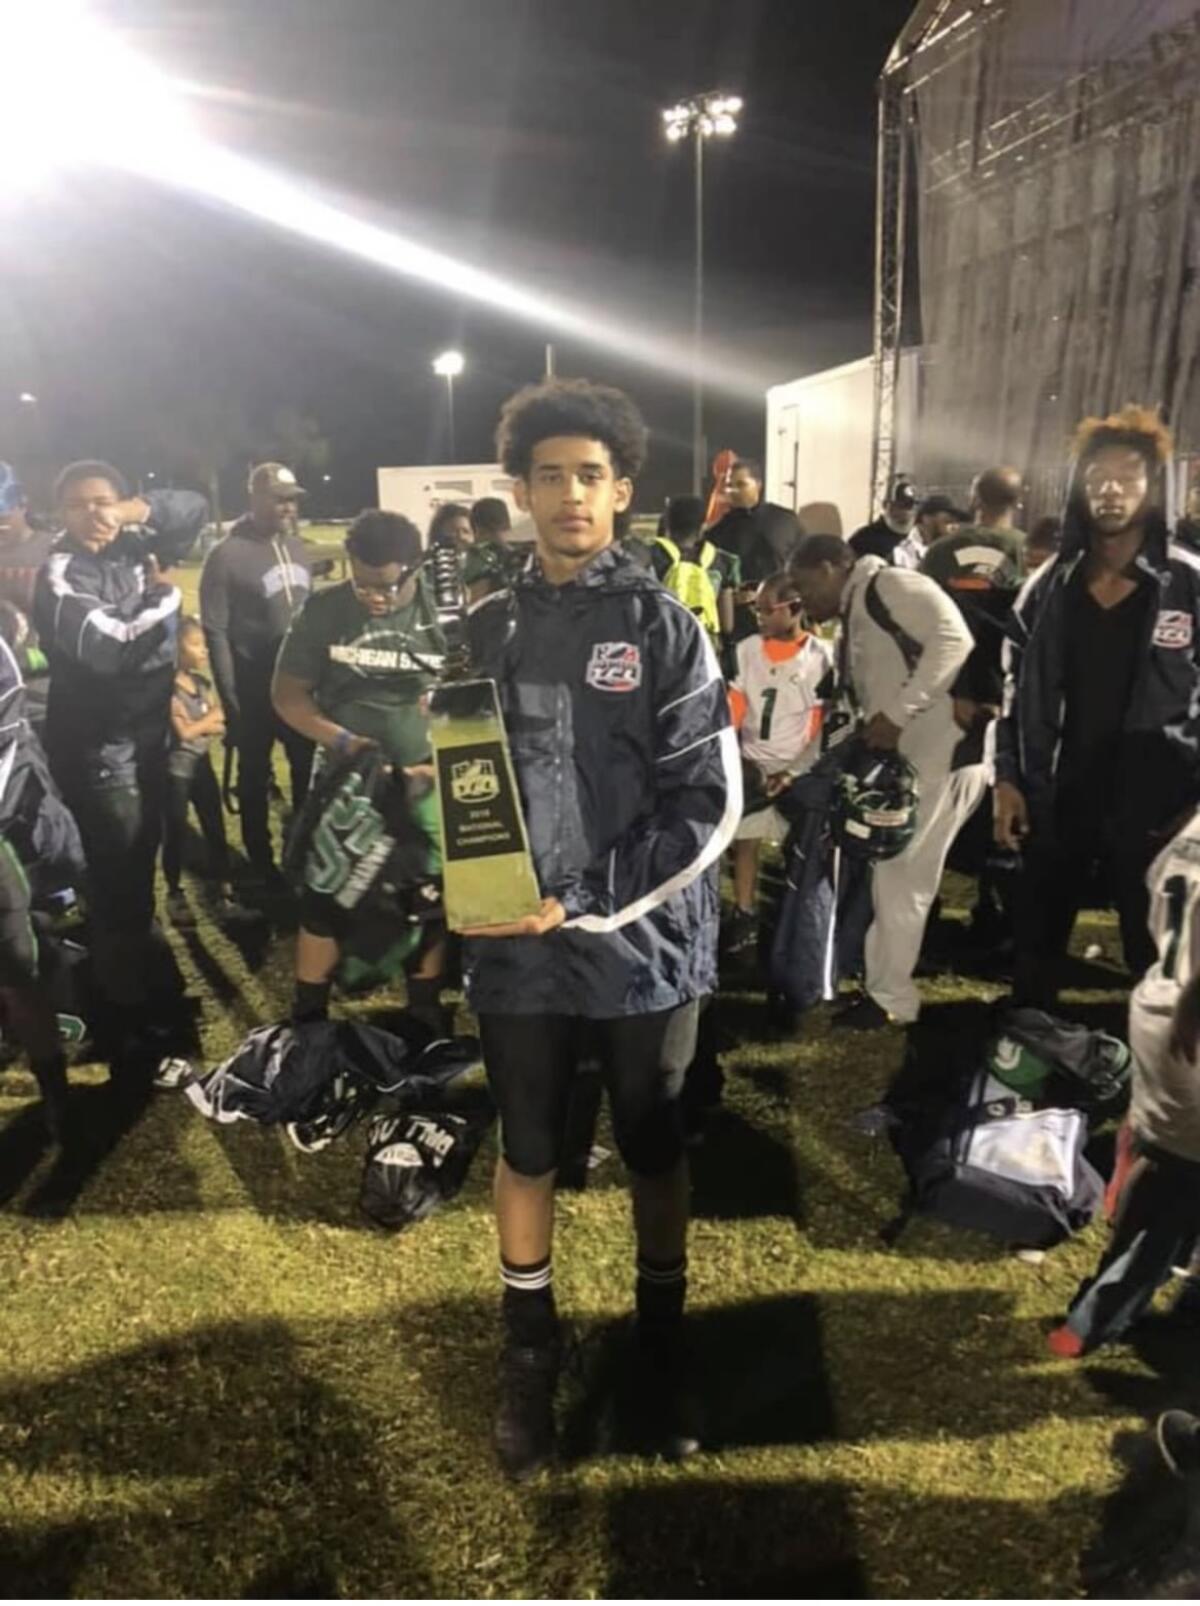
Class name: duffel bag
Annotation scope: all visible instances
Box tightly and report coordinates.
[890,1069,1104,1249]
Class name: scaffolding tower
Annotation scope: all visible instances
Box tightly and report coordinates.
[872,0,1200,514]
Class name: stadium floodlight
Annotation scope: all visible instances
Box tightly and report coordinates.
[659,91,745,490]
[7,4,765,406]
[432,351,465,458]
[6,0,196,193]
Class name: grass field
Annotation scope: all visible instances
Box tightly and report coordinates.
[0,569,1194,1597]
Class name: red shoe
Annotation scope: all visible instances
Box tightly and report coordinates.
[1046,1324,1085,1358]
[1104,1121,1136,1222]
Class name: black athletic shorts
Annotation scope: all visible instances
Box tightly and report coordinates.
[477,1002,699,1179]
[0,839,38,989]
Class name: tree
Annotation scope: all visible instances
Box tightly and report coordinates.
[257,408,331,483]
[143,394,257,535]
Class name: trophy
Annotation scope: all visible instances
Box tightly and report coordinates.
[425,532,542,931]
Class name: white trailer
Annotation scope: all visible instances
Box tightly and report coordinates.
[376,463,522,541]
[765,352,918,537]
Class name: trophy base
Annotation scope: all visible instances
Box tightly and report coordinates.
[428,679,542,932]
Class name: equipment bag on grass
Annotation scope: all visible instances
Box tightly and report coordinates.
[360,1083,496,1229]
[986,1006,1131,1109]
[889,1067,1104,1248]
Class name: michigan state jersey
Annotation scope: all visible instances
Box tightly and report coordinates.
[277,580,445,767]
[1129,807,1200,1160]
[731,633,830,773]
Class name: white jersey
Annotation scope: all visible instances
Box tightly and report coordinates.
[1129,809,1200,1161]
[732,632,830,774]
[891,530,929,570]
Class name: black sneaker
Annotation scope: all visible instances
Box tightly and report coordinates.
[495,1340,560,1481]
[832,995,892,1032]
[1157,1410,1200,1477]
[632,1322,702,1461]
[721,907,758,960]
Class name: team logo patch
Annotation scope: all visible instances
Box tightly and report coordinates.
[1153,609,1193,649]
[450,757,500,803]
[586,641,642,692]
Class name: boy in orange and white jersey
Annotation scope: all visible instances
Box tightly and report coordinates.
[724,572,831,956]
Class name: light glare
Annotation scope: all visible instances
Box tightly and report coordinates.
[10,4,763,403]
[432,350,465,378]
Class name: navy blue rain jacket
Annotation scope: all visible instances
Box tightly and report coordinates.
[463,545,740,1018]
[995,488,1200,838]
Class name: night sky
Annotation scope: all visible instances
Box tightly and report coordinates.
[0,0,913,515]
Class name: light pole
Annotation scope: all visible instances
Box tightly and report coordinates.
[662,93,742,494]
[432,349,465,462]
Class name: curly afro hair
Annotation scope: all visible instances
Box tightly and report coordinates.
[495,379,648,481]
[1072,403,1174,468]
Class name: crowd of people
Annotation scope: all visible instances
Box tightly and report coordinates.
[1,381,1198,1485]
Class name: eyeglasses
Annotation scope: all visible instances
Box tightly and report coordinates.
[352,579,407,600]
[753,600,795,617]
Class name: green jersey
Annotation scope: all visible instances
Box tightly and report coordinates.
[920,526,1025,592]
[277,580,444,767]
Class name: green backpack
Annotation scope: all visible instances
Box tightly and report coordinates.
[653,536,721,638]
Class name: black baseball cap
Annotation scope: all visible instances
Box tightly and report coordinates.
[889,475,917,510]
[918,493,969,520]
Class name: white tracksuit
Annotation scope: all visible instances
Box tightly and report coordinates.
[841,556,988,1022]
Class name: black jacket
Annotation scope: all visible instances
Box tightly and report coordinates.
[463,545,739,1018]
[199,516,311,713]
[33,490,207,787]
[0,636,83,892]
[707,500,802,585]
[996,496,1200,837]
[849,515,906,563]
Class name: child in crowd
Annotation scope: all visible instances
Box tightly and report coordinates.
[1047,810,1200,1356]
[164,618,253,927]
[724,572,830,956]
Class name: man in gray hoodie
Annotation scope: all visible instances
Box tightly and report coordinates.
[200,463,314,886]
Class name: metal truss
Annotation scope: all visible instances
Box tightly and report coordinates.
[871,0,1200,499]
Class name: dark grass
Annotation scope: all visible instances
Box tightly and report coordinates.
[0,794,1194,1594]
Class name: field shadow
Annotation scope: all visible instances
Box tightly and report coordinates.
[20,1079,157,1219]
[0,1102,52,1207]
[688,1105,802,1223]
[587,1477,866,1598]
[0,1316,427,1599]
[1082,1425,1200,1598]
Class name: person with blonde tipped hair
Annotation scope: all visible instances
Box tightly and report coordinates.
[995,406,1200,1007]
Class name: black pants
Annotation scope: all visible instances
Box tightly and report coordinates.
[61,757,165,1006]
[234,657,314,870]
[478,1004,698,1178]
[1064,1137,1200,1349]
[1013,819,1158,1008]
[163,756,229,890]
